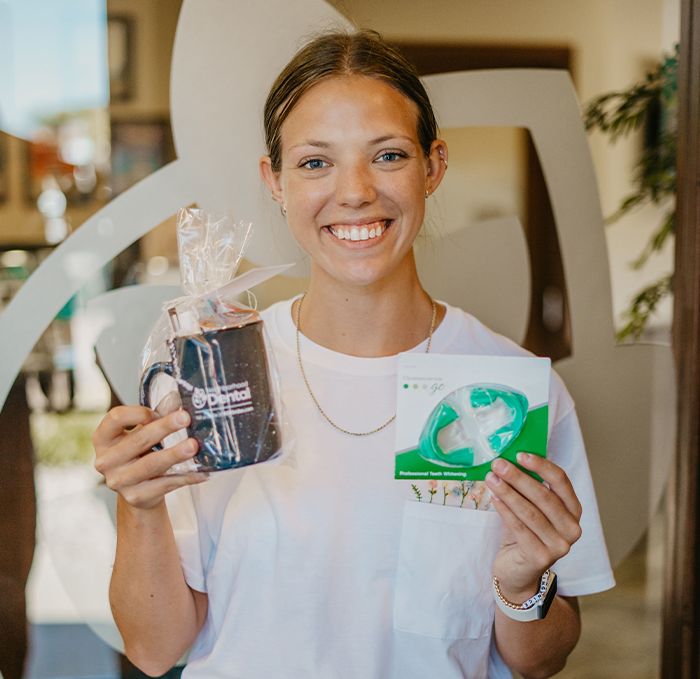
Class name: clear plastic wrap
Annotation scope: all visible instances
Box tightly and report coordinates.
[418,384,529,468]
[139,208,291,475]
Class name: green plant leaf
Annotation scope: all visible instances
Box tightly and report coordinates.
[584,45,678,341]
[616,274,673,342]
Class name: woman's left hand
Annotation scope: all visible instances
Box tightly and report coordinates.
[485,452,583,603]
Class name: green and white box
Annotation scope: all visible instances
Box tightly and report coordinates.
[395,354,551,481]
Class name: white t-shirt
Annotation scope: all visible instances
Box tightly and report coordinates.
[166,298,615,679]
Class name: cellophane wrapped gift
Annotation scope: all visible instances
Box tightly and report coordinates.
[139,208,290,475]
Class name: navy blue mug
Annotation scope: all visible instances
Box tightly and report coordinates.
[140,318,281,471]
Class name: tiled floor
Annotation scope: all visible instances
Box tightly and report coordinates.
[23,624,184,679]
[24,624,118,679]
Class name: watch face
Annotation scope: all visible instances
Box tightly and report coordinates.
[540,572,558,619]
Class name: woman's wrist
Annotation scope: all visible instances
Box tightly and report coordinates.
[493,572,542,606]
[117,493,168,523]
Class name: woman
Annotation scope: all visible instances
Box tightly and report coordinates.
[93,30,614,679]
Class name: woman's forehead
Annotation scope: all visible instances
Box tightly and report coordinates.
[280,75,421,147]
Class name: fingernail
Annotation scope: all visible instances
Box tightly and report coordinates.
[175,411,189,427]
[485,471,502,485]
[492,458,508,474]
[517,452,531,464]
[184,439,197,455]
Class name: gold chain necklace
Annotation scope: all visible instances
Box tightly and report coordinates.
[295,293,437,437]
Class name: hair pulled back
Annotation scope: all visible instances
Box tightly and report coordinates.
[264,30,438,172]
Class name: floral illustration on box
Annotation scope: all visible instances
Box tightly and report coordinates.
[409,480,494,511]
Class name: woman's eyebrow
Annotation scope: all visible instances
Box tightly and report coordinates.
[369,134,415,146]
[288,140,331,151]
[288,135,415,152]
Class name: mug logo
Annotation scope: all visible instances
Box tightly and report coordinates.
[191,382,252,411]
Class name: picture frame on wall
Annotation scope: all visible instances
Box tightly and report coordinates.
[0,132,8,204]
[110,119,176,196]
[107,15,135,102]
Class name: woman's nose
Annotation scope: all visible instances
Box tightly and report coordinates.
[335,163,376,208]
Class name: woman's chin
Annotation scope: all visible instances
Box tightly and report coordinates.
[305,236,416,289]
[313,259,404,289]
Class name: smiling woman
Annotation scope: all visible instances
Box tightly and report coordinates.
[93,29,614,679]
[261,75,447,302]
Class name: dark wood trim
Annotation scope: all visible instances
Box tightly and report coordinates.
[523,132,572,361]
[390,43,575,83]
[0,375,35,679]
[662,0,700,676]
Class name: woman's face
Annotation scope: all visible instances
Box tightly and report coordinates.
[261,76,447,288]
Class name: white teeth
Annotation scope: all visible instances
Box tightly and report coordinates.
[331,221,389,241]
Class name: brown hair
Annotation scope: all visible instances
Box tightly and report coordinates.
[263,30,438,172]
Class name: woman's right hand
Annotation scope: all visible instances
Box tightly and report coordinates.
[93,406,208,510]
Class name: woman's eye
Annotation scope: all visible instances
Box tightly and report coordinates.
[302,159,326,170]
[377,151,406,163]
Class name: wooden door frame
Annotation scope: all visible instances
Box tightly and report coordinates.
[662,0,700,676]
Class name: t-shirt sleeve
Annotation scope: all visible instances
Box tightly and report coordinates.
[165,485,208,593]
[548,407,616,596]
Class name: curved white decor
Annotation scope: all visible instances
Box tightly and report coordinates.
[415,216,530,344]
[0,3,674,640]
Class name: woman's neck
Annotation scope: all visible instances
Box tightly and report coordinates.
[293,250,445,357]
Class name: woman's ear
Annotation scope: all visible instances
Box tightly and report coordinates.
[260,156,284,206]
[425,140,449,196]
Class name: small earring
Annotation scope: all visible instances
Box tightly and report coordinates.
[425,188,430,198]
[282,204,287,216]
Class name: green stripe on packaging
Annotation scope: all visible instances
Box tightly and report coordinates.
[395,405,548,481]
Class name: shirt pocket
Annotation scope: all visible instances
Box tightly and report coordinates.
[393,500,502,640]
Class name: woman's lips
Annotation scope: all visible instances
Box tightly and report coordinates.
[327,220,392,241]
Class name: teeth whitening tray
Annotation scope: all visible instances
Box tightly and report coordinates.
[418,384,529,468]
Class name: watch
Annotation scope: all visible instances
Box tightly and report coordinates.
[493,569,558,621]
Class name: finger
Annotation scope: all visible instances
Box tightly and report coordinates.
[95,410,190,477]
[120,471,210,509]
[486,470,578,560]
[111,438,200,490]
[490,457,582,545]
[516,453,583,520]
[106,410,191,470]
[92,406,158,450]
[489,485,554,575]
[491,453,581,528]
